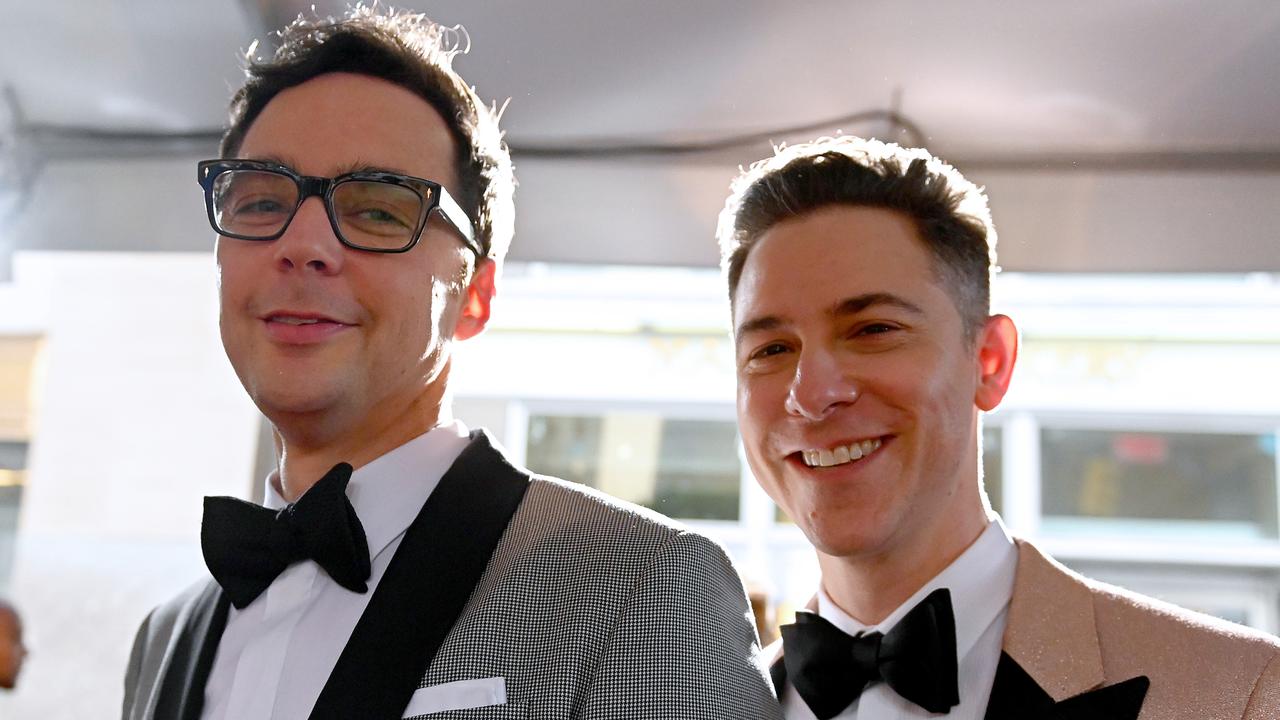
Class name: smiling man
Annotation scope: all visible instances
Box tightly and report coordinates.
[717,136,1280,720]
[121,7,776,720]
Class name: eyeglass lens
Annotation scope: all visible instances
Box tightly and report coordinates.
[211,170,435,251]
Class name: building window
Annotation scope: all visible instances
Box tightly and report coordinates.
[1041,429,1278,540]
[525,413,742,521]
[0,442,25,592]
[0,334,40,594]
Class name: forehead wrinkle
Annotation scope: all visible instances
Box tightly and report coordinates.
[235,151,296,167]
[335,158,413,176]
[231,152,412,178]
[735,291,925,340]
[735,314,785,340]
[734,229,930,338]
[830,292,926,319]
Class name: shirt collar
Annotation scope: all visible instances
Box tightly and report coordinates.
[816,518,1017,659]
[262,420,472,560]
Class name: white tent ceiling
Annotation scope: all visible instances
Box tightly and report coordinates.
[3,0,1279,270]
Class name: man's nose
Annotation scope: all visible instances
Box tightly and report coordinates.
[271,197,345,274]
[784,347,858,421]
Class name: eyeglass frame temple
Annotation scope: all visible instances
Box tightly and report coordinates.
[434,185,480,257]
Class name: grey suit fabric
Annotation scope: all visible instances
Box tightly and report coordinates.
[124,457,781,719]
[409,476,780,719]
[124,581,219,720]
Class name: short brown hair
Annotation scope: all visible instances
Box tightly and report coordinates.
[717,136,997,340]
[220,5,514,263]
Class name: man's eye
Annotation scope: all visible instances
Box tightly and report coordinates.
[356,207,409,226]
[750,343,790,360]
[857,323,897,336]
[344,206,414,234]
[232,198,288,215]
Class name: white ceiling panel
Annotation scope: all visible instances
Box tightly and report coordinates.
[3,1,1279,271]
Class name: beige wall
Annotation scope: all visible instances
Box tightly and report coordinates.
[0,252,259,719]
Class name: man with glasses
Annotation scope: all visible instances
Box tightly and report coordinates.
[123,7,777,720]
[719,136,1280,720]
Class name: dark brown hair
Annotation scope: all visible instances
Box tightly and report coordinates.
[220,6,514,262]
[717,137,997,340]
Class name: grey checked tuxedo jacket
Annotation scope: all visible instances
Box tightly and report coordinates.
[123,430,782,720]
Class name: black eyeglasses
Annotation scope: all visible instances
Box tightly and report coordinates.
[197,159,480,256]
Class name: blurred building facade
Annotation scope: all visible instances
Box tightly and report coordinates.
[0,166,1277,717]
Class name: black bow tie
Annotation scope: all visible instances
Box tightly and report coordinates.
[781,588,959,718]
[201,462,372,610]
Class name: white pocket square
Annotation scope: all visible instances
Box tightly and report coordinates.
[402,676,507,716]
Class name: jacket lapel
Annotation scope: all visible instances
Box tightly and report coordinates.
[309,429,530,720]
[984,652,1148,720]
[984,540,1148,720]
[152,580,231,720]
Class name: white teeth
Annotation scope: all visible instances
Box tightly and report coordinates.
[800,437,883,468]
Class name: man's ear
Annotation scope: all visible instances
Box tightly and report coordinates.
[454,258,496,341]
[974,314,1018,412]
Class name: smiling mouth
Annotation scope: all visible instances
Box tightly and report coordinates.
[264,313,349,326]
[799,438,884,468]
[259,312,353,345]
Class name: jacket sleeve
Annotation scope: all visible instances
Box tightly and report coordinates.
[122,610,155,720]
[578,529,783,720]
[1243,649,1280,720]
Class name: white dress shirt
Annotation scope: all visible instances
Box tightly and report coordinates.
[782,519,1017,720]
[201,420,471,720]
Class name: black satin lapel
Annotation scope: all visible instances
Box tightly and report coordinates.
[1053,676,1149,720]
[310,431,530,720]
[983,652,1148,720]
[984,652,1054,720]
[153,581,231,720]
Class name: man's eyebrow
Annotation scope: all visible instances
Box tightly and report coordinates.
[735,315,783,338]
[832,293,925,318]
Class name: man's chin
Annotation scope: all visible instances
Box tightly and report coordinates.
[249,385,347,422]
[802,514,894,561]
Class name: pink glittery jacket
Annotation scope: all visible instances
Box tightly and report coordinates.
[768,538,1280,720]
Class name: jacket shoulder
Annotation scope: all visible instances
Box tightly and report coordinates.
[461,429,694,546]
[1088,573,1280,718]
[471,470,739,603]
[1015,537,1278,652]
[1086,573,1279,653]
[1012,537,1280,717]
[515,473,696,544]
